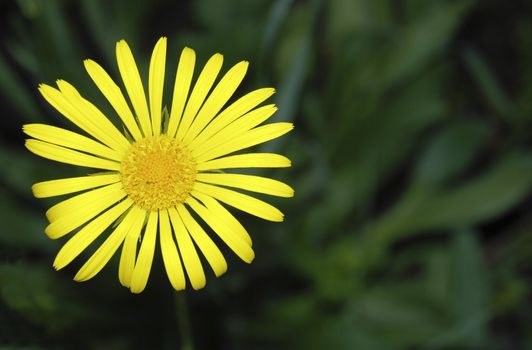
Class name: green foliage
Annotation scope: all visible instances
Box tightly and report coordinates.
[1,0,531,349]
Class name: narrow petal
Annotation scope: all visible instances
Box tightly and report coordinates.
[130,211,158,293]
[116,40,152,136]
[192,104,277,156]
[176,204,227,277]
[38,83,130,153]
[74,206,144,281]
[167,47,195,137]
[195,122,293,163]
[55,80,131,152]
[149,37,167,135]
[23,124,121,161]
[32,174,120,198]
[45,183,126,239]
[183,60,249,144]
[84,59,143,140]
[193,182,284,222]
[25,139,120,171]
[53,199,132,270]
[197,153,291,171]
[196,173,294,197]
[186,197,254,263]
[168,207,206,290]
[175,53,223,140]
[191,192,251,245]
[118,207,146,287]
[188,87,275,150]
[46,182,124,221]
[159,209,186,291]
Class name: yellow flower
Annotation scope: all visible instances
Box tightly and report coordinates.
[24,37,293,293]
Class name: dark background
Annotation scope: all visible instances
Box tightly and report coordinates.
[1,0,532,349]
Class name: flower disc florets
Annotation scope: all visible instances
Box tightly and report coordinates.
[120,135,196,211]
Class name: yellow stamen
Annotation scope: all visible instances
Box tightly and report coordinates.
[120,135,196,211]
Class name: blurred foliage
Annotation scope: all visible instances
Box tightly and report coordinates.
[1,0,532,349]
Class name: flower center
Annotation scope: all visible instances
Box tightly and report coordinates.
[120,135,196,211]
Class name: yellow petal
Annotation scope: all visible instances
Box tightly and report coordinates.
[38,83,129,153]
[186,197,254,263]
[197,173,294,198]
[183,60,249,144]
[116,40,152,136]
[55,80,130,152]
[32,174,120,198]
[188,87,275,150]
[130,211,158,293]
[45,183,126,239]
[25,139,120,171]
[175,53,223,140]
[191,192,251,245]
[118,207,146,287]
[176,204,227,277]
[167,47,196,137]
[196,122,294,163]
[168,207,206,290]
[84,59,143,140]
[23,123,121,161]
[46,182,124,221]
[149,37,167,135]
[193,182,283,222]
[192,104,277,156]
[197,153,291,171]
[74,205,144,282]
[53,199,132,270]
[159,209,186,291]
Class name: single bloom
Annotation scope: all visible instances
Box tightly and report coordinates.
[24,37,293,293]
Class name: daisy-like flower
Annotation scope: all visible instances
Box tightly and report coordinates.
[24,37,293,293]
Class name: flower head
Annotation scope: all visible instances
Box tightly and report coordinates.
[24,37,293,293]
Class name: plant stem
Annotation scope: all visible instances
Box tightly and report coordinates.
[174,292,194,350]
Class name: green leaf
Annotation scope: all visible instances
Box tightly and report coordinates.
[367,152,532,245]
[409,153,532,232]
[424,229,490,348]
[0,51,40,118]
[0,263,99,332]
[263,0,323,152]
[259,0,294,69]
[412,120,490,186]
[462,46,519,124]
[378,0,474,88]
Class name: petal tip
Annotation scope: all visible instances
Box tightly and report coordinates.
[52,257,66,271]
[172,284,186,292]
[44,225,55,238]
[30,183,41,198]
[23,139,32,150]
[214,267,227,278]
[182,46,195,55]
[191,280,206,290]
[130,286,144,294]
[245,250,255,264]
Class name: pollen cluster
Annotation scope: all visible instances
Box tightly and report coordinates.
[120,135,196,211]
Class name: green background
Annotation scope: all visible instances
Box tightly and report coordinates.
[1,0,532,349]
